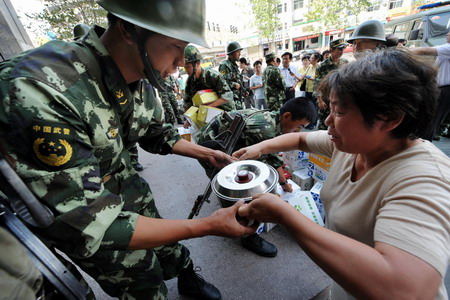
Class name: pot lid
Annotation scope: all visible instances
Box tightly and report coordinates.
[211,160,279,201]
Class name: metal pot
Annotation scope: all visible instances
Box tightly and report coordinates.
[211,160,279,207]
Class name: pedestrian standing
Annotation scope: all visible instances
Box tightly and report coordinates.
[240,57,255,108]
[279,52,300,103]
[262,52,286,111]
[314,39,348,130]
[219,41,244,109]
[410,31,450,141]
[249,60,267,109]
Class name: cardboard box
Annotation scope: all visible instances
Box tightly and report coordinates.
[288,190,324,226]
[309,153,331,171]
[197,105,222,123]
[274,179,301,201]
[309,181,325,220]
[309,153,331,183]
[283,150,309,171]
[184,106,205,130]
[291,169,314,191]
[193,89,218,107]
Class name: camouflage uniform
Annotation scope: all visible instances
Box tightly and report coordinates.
[195,109,283,177]
[0,27,191,300]
[160,75,181,124]
[262,65,286,111]
[314,56,348,130]
[184,67,236,111]
[218,59,243,109]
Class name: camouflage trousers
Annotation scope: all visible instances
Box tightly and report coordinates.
[234,99,243,110]
[161,93,180,125]
[75,175,191,300]
[317,107,330,130]
[266,96,283,111]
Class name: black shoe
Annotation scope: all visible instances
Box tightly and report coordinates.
[178,263,222,300]
[241,234,277,257]
[132,162,144,171]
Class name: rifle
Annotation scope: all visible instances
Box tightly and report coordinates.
[0,144,89,299]
[188,112,246,219]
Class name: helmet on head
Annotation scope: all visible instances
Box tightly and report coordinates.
[184,45,203,63]
[227,41,243,55]
[95,0,208,92]
[96,0,208,47]
[347,20,386,43]
[73,24,90,41]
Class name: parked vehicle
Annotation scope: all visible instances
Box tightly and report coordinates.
[384,3,450,47]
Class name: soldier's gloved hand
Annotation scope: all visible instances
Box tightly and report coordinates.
[208,150,236,169]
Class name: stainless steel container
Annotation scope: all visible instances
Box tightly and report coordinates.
[211,160,279,207]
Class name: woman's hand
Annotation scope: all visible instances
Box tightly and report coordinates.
[232,145,263,161]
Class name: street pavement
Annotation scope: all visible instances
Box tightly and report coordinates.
[86,135,450,300]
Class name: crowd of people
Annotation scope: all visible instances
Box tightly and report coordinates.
[0,0,449,299]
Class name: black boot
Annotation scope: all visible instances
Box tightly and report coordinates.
[132,162,144,171]
[241,233,278,257]
[178,262,222,300]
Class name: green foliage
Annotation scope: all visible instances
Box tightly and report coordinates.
[250,0,282,41]
[33,0,107,41]
[306,0,371,31]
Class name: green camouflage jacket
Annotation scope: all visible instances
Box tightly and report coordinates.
[160,75,179,124]
[314,56,348,92]
[262,65,286,111]
[195,109,283,169]
[0,26,181,259]
[218,59,243,105]
[184,67,235,111]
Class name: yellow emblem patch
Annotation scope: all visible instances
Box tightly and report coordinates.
[107,127,119,139]
[30,122,75,169]
[33,138,73,167]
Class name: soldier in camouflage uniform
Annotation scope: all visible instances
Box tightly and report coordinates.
[314,39,349,130]
[183,45,235,128]
[196,97,316,258]
[0,1,255,299]
[160,74,183,125]
[262,52,286,111]
[219,41,244,109]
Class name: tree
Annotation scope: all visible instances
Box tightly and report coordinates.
[32,0,107,41]
[249,0,282,42]
[306,0,371,31]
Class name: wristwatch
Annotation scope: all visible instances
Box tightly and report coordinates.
[280,180,288,186]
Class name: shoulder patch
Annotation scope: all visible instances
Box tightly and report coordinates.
[30,121,76,169]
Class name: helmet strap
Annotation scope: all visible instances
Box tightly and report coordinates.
[126,25,168,92]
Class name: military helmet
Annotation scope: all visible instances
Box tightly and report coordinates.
[184,45,202,63]
[73,24,90,41]
[347,20,386,43]
[96,0,208,47]
[227,41,243,55]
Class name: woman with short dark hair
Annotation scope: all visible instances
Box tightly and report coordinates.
[234,49,449,300]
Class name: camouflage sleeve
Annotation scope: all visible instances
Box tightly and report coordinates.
[183,77,194,110]
[0,78,137,258]
[138,83,182,154]
[219,62,237,89]
[314,64,324,92]
[240,115,283,169]
[275,68,286,90]
[206,69,233,101]
[260,153,284,169]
